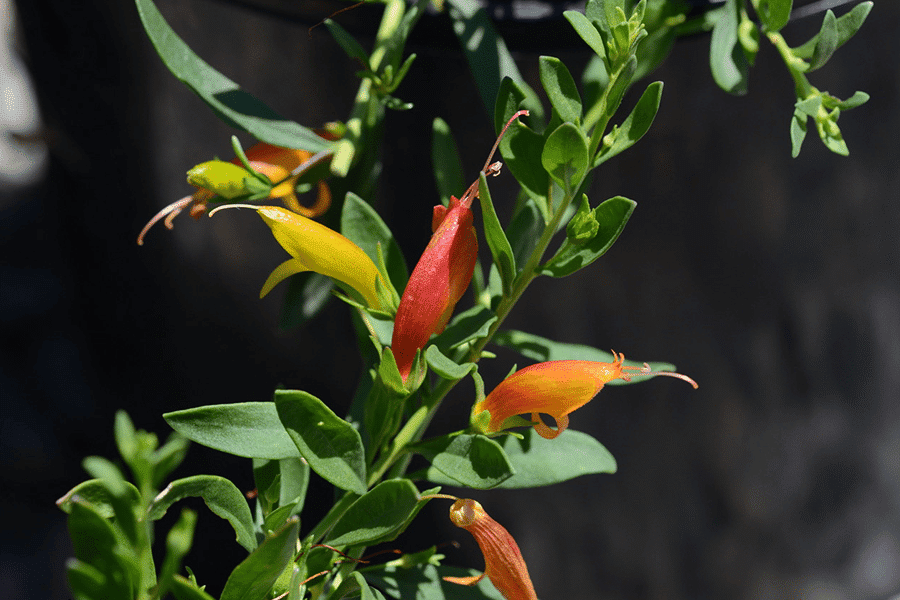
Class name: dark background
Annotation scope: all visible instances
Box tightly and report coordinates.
[4,0,899,599]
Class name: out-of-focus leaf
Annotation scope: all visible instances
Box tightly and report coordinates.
[170,574,218,600]
[792,2,872,67]
[433,305,497,352]
[135,0,328,151]
[709,0,750,94]
[366,564,505,599]
[219,518,300,600]
[432,118,466,208]
[342,192,408,289]
[56,479,142,519]
[752,0,792,33]
[325,19,370,66]
[164,402,299,460]
[447,0,544,121]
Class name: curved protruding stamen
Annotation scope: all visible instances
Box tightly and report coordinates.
[207,203,260,217]
[482,109,529,173]
[619,357,699,389]
[137,195,194,246]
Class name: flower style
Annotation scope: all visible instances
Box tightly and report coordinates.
[472,353,698,439]
[241,206,386,310]
[137,143,330,245]
[390,111,529,381]
[444,498,537,600]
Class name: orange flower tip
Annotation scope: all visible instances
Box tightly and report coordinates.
[137,195,195,246]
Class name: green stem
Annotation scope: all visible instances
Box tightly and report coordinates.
[767,31,814,99]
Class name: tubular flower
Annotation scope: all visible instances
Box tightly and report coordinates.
[390,110,529,381]
[444,498,537,600]
[390,188,479,381]
[137,143,330,245]
[250,206,385,310]
[473,353,698,439]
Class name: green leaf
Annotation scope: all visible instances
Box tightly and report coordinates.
[420,434,515,489]
[164,402,299,460]
[507,197,546,269]
[81,457,139,545]
[752,0,792,33]
[792,2,872,66]
[538,56,582,125]
[807,9,839,72]
[709,0,750,94]
[432,118,466,208]
[57,479,142,519]
[66,500,136,600]
[280,272,335,329]
[325,19,370,67]
[541,123,589,191]
[364,347,411,458]
[366,564,505,599]
[157,508,197,600]
[148,475,257,552]
[790,107,808,158]
[447,0,543,121]
[170,574,218,600]
[492,329,677,385]
[831,91,869,111]
[540,195,636,277]
[152,433,191,488]
[113,410,137,464]
[494,78,550,215]
[424,345,477,381]
[478,172,517,292]
[342,192,408,289]
[597,80,662,166]
[275,390,367,495]
[135,0,328,152]
[220,517,300,600]
[564,10,607,60]
[326,480,421,546]
[432,305,498,352]
[496,428,616,488]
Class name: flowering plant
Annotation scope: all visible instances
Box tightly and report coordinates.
[58,1,871,599]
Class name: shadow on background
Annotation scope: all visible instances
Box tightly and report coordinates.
[4,0,899,599]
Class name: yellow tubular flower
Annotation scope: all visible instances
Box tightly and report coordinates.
[254,206,384,310]
[444,498,537,600]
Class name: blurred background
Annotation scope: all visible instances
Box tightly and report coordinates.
[3,0,899,599]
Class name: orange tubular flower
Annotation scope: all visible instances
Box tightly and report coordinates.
[473,353,698,439]
[444,498,537,600]
[138,143,330,245]
[391,111,529,381]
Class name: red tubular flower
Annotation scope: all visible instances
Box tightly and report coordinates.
[473,353,698,439]
[391,111,529,381]
[444,498,537,600]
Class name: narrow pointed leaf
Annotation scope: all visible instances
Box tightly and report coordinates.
[220,517,300,600]
[792,2,872,64]
[538,56,582,124]
[342,192,408,289]
[432,118,466,208]
[478,172,517,292]
[164,402,299,460]
[135,0,328,151]
[425,345,477,381]
[564,10,607,59]
[596,81,663,166]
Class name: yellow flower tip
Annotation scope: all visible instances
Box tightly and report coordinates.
[446,499,538,600]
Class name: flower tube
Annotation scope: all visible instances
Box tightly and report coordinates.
[444,498,537,600]
[473,353,698,439]
[138,143,330,245]
[391,111,529,381]
[219,205,385,310]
